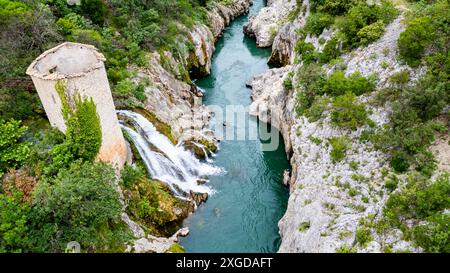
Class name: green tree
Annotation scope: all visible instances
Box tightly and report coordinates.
[80,0,108,26]
[29,162,129,252]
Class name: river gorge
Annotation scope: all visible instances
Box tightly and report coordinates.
[179,0,290,253]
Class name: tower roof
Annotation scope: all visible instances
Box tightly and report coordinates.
[26,42,106,80]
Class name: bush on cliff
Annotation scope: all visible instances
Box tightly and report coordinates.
[381,172,450,252]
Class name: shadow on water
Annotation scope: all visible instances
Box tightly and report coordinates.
[179,0,290,253]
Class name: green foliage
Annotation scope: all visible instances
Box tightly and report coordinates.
[283,76,293,91]
[357,20,385,45]
[79,0,108,26]
[389,70,410,87]
[328,136,351,163]
[384,175,399,192]
[121,164,146,189]
[349,161,359,171]
[390,151,410,173]
[287,0,304,22]
[398,0,449,68]
[165,243,185,253]
[0,192,30,253]
[413,213,449,253]
[0,0,30,19]
[319,36,342,63]
[338,0,397,48]
[294,63,326,116]
[310,0,356,16]
[323,71,376,96]
[331,93,369,130]
[398,16,434,67]
[305,96,331,122]
[45,82,102,176]
[336,245,356,253]
[304,12,334,36]
[295,40,320,64]
[0,119,30,176]
[30,162,130,252]
[298,221,311,232]
[0,88,42,121]
[355,227,372,247]
[373,0,449,178]
[374,65,448,176]
[113,79,147,108]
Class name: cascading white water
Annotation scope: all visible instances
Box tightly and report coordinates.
[118,110,222,196]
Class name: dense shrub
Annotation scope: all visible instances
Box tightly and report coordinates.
[294,64,326,115]
[357,20,385,45]
[319,36,342,63]
[398,16,435,67]
[29,162,130,252]
[413,213,449,253]
[331,92,369,130]
[44,82,102,175]
[295,40,319,64]
[390,151,410,173]
[339,1,397,48]
[310,0,356,16]
[0,192,30,253]
[356,227,372,247]
[79,0,108,26]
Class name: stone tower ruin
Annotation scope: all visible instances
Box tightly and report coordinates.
[26,42,127,168]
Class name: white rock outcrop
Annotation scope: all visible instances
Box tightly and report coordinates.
[244,0,298,47]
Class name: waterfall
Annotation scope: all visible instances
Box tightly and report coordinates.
[118,110,222,197]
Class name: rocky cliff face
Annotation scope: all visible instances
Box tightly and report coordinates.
[247,1,430,253]
[134,1,252,148]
